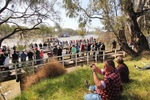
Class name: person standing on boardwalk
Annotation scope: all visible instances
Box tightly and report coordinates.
[53,46,58,56]
[27,50,34,61]
[58,46,62,60]
[12,51,19,67]
[71,45,77,60]
[76,43,80,57]
[35,48,40,65]
[3,53,10,70]
[20,51,27,62]
[40,49,44,64]
[111,40,117,51]
[0,50,6,70]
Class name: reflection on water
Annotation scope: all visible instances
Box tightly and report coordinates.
[2,34,98,47]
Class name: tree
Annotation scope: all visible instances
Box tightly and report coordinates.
[0,0,60,47]
[77,28,86,37]
[61,28,78,36]
[62,0,150,57]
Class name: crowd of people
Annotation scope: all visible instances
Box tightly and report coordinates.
[51,39,106,59]
[0,46,44,70]
[0,36,123,72]
[0,37,107,69]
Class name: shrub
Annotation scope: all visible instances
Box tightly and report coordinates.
[23,59,66,90]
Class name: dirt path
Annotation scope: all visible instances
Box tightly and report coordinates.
[0,80,21,100]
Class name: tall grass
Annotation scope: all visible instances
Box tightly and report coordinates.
[23,59,66,90]
[15,56,150,100]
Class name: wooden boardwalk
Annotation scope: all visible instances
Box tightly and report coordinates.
[0,49,125,82]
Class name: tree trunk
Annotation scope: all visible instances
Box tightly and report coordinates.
[118,30,139,57]
[125,1,149,53]
[121,43,138,57]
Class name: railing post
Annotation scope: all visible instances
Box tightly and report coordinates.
[95,51,97,63]
[115,49,117,58]
[32,60,34,74]
[75,53,77,67]
[0,66,4,81]
[62,55,64,67]
[103,50,105,62]
[123,51,126,57]
[87,51,89,65]
[14,64,18,80]
[131,45,134,50]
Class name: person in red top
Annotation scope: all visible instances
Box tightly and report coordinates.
[84,60,121,100]
[40,49,44,64]
[80,43,85,52]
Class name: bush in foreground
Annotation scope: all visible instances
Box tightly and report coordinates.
[23,60,66,90]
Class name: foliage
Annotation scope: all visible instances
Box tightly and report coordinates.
[97,32,116,48]
[77,28,86,37]
[37,25,54,36]
[0,24,14,35]
[58,28,77,36]
[16,45,26,51]
[14,55,150,100]
[0,0,60,47]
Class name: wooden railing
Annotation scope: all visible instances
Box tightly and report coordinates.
[0,49,125,81]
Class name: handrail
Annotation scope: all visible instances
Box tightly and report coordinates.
[0,49,125,81]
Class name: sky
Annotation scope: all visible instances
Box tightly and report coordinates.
[59,9,103,31]
[57,0,104,31]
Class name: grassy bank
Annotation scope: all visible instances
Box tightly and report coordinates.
[15,57,150,100]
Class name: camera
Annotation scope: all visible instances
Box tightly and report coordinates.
[90,64,95,68]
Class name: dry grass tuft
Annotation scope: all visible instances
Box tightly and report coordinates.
[23,60,66,90]
[141,50,150,56]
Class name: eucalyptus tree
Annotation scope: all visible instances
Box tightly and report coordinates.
[77,29,86,37]
[0,0,60,47]
[62,0,150,57]
[61,28,77,36]
[38,25,54,36]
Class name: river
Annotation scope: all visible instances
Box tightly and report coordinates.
[2,34,98,47]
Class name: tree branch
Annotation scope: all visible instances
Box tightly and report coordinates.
[78,5,103,20]
[136,8,150,17]
[0,17,11,25]
[0,20,41,42]
[0,0,12,13]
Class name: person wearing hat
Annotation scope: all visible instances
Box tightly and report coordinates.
[115,56,130,83]
[84,60,121,100]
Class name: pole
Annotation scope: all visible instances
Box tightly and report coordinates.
[75,53,77,67]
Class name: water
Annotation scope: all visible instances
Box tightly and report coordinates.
[58,34,98,42]
[2,34,98,47]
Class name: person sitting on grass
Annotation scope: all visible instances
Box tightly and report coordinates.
[84,60,121,100]
[115,56,130,83]
[134,63,150,70]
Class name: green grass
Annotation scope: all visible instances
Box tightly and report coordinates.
[14,57,150,100]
